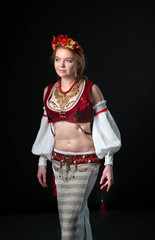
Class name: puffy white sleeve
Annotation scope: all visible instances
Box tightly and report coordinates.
[92,100,121,166]
[31,107,55,166]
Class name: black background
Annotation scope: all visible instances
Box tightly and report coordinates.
[4,1,155,215]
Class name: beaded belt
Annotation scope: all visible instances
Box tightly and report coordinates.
[52,150,98,164]
[52,150,98,182]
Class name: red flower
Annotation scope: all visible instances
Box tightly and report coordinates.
[73,42,78,50]
[51,34,83,56]
[51,38,57,44]
[61,38,68,46]
[57,34,64,40]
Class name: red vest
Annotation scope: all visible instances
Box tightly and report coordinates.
[44,80,94,123]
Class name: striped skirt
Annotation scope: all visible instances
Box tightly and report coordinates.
[52,149,100,240]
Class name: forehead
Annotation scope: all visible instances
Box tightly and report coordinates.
[55,47,74,58]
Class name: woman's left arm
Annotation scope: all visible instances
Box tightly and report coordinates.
[90,84,121,192]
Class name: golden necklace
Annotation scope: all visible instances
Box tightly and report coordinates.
[54,78,79,108]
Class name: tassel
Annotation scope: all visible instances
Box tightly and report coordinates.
[51,176,57,196]
[100,190,106,214]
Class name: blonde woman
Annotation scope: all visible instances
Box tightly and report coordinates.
[32,34,121,240]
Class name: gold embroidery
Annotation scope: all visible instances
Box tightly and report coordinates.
[54,81,79,108]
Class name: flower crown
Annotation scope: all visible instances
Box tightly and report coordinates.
[51,34,84,57]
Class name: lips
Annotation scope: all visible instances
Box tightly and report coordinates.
[59,69,66,73]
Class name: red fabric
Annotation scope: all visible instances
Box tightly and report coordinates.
[44,80,94,123]
[52,176,57,196]
[52,150,98,164]
[94,108,108,116]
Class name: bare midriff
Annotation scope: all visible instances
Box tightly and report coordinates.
[53,121,95,152]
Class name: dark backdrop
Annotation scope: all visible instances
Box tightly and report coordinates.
[4,1,155,214]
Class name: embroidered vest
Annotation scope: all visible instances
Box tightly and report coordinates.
[44,80,94,124]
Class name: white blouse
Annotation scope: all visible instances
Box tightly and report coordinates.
[92,101,121,165]
[31,107,54,166]
[32,101,121,167]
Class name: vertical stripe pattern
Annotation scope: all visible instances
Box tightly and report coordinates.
[52,159,100,240]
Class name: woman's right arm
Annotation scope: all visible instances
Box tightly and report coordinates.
[32,86,54,187]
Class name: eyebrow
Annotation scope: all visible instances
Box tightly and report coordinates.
[55,56,73,59]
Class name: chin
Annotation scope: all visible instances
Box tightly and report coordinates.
[57,72,68,78]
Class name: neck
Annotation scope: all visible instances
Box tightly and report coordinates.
[59,78,78,94]
[61,74,77,88]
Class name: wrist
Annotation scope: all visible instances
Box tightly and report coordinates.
[38,156,47,167]
[105,164,113,168]
[104,153,113,166]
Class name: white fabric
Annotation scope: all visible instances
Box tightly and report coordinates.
[76,165,100,240]
[92,101,121,166]
[38,155,47,167]
[31,107,54,166]
[51,148,100,240]
[53,148,96,155]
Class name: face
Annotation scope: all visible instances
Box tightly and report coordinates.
[54,47,78,79]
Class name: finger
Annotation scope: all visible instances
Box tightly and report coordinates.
[100,175,106,185]
[101,179,108,188]
[100,185,107,190]
[100,181,108,190]
[38,177,44,187]
[38,176,45,188]
[106,179,114,192]
[43,174,48,188]
[43,174,46,183]
[106,183,110,192]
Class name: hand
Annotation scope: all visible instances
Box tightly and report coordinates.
[100,164,114,192]
[37,166,48,188]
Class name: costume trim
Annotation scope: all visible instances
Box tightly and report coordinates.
[94,108,108,116]
[46,80,85,112]
[52,150,98,164]
[53,148,96,155]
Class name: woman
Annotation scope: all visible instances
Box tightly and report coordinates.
[32,34,121,240]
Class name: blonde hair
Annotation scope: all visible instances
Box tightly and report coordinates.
[50,47,87,80]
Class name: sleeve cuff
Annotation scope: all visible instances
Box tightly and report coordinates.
[38,155,47,167]
[104,153,113,166]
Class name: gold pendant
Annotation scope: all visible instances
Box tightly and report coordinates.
[54,82,79,108]
[64,155,73,181]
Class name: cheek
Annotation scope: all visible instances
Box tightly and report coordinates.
[68,63,77,73]
[54,62,58,68]
[54,62,59,73]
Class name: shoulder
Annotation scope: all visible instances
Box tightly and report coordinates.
[43,83,56,102]
[90,83,104,106]
[85,79,102,93]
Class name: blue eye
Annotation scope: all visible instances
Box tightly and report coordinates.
[55,58,59,62]
[66,59,72,63]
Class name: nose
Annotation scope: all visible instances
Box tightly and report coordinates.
[59,60,65,68]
